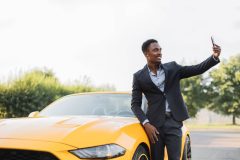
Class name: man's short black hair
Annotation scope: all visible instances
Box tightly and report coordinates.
[142,39,158,54]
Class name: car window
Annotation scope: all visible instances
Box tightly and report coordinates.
[39,94,146,117]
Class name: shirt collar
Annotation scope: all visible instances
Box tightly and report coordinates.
[147,64,162,76]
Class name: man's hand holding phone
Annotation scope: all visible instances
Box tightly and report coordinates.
[211,36,221,59]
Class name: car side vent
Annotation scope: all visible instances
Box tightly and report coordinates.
[0,149,59,160]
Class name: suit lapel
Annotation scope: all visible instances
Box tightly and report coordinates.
[162,64,168,92]
[143,65,162,92]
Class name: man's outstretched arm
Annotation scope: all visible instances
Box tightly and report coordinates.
[178,44,221,79]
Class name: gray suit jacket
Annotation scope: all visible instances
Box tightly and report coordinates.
[131,56,219,127]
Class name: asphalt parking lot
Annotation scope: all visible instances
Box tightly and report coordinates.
[190,130,240,160]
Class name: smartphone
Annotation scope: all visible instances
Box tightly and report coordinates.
[211,36,215,47]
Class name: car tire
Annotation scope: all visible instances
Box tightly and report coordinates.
[132,145,149,160]
[182,135,192,160]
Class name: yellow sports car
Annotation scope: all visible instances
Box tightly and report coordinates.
[0,92,191,160]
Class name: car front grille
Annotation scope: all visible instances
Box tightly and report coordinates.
[0,149,59,160]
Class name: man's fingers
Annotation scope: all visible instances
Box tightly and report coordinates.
[154,128,159,141]
[213,47,221,50]
[213,45,221,50]
[153,132,158,142]
[213,49,221,53]
[148,131,157,144]
[150,135,155,144]
[145,124,159,144]
[146,130,155,144]
[213,45,221,54]
[213,47,220,49]
[214,49,221,53]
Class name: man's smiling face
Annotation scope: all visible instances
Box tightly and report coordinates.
[145,42,162,64]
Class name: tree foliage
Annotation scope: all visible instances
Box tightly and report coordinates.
[207,54,240,124]
[0,69,114,118]
[180,75,207,117]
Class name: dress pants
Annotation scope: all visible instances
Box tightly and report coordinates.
[150,115,183,160]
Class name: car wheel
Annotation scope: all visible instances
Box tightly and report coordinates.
[182,135,192,160]
[132,145,149,160]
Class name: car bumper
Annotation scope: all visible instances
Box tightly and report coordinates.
[0,139,132,159]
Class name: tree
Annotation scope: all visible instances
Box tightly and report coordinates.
[0,69,63,118]
[180,75,207,117]
[0,68,116,118]
[207,54,240,125]
[0,84,7,117]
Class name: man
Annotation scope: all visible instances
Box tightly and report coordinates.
[131,39,221,160]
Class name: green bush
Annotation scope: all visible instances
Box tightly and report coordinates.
[0,69,114,118]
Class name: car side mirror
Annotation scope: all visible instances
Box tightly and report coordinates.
[28,111,40,118]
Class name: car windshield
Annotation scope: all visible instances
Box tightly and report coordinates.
[39,94,138,117]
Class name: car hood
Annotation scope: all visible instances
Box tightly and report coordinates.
[0,116,138,148]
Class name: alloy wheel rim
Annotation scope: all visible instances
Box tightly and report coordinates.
[138,153,148,160]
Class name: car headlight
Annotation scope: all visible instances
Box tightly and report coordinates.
[69,144,126,159]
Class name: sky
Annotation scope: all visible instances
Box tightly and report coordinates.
[0,0,240,91]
